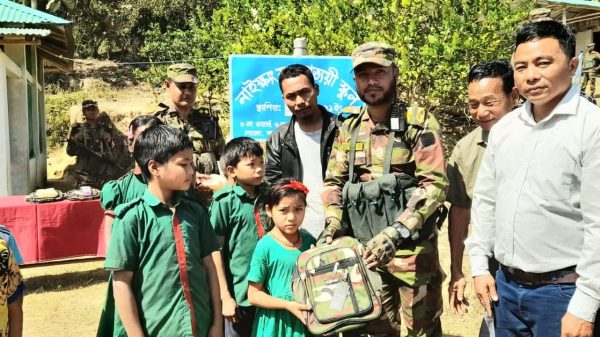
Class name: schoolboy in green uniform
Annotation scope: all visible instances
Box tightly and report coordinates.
[105,124,222,337]
[210,137,265,337]
[97,116,162,337]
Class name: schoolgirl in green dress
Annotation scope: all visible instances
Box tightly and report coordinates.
[247,179,316,337]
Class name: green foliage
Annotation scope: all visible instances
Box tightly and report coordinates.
[138,0,533,119]
[45,91,86,149]
[32,0,220,59]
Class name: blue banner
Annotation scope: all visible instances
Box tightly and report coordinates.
[229,55,362,141]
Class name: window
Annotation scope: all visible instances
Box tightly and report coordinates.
[25,46,33,75]
[27,83,34,159]
[38,89,44,153]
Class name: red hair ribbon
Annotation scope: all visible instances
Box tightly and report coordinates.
[281,180,309,195]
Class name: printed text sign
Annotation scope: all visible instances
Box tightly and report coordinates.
[229,55,362,140]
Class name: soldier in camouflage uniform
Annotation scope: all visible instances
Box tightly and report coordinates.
[66,100,123,189]
[155,63,226,206]
[581,42,600,96]
[320,42,448,336]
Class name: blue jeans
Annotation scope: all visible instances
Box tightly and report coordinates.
[494,267,599,337]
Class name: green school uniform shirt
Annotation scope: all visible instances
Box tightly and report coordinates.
[105,190,219,337]
[98,170,147,337]
[100,170,147,214]
[209,184,264,307]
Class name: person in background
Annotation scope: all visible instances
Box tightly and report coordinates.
[67,99,123,188]
[210,137,266,337]
[265,64,339,239]
[580,42,600,97]
[446,60,518,337]
[155,63,226,206]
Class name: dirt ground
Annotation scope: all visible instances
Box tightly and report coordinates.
[21,225,484,337]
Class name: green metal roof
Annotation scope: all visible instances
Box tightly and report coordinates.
[0,0,69,25]
[0,27,50,36]
[540,0,600,9]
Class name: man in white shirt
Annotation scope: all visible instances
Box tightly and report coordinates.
[467,20,600,337]
[265,64,339,239]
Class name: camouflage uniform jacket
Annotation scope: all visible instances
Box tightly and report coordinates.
[155,102,225,175]
[322,105,448,286]
[322,104,448,234]
[66,122,120,186]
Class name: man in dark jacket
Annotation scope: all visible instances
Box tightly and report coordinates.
[265,64,338,239]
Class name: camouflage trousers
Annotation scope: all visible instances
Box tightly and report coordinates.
[346,236,445,337]
[581,72,599,96]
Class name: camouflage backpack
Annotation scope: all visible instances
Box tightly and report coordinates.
[291,236,382,336]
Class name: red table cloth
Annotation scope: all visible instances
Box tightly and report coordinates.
[0,196,38,263]
[0,196,105,264]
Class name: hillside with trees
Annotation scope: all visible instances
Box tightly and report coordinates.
[36,0,532,153]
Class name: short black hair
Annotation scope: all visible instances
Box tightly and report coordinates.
[468,61,514,95]
[278,64,316,91]
[129,115,163,136]
[134,124,193,180]
[516,20,576,59]
[265,178,307,208]
[222,137,263,169]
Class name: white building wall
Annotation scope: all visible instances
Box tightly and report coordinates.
[0,51,23,197]
[576,30,593,56]
[4,45,31,195]
[0,65,9,197]
[0,43,50,195]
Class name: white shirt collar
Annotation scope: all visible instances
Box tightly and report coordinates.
[521,85,580,125]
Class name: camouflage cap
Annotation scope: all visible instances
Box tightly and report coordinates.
[351,42,396,70]
[82,99,98,109]
[167,63,199,83]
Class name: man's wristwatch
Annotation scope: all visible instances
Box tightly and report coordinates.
[391,221,411,240]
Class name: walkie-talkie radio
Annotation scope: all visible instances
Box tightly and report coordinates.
[390,100,407,133]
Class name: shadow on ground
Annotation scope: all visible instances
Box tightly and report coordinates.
[24,268,108,294]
